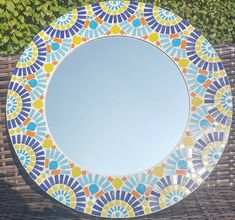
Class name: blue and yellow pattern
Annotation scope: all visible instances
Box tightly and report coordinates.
[92,190,144,217]
[150,175,198,211]
[12,135,45,180]
[44,8,87,38]
[40,175,86,212]
[186,30,223,71]
[13,35,47,76]
[7,1,232,218]
[205,77,232,126]
[192,132,227,179]
[92,1,138,23]
[144,5,189,34]
[7,82,31,129]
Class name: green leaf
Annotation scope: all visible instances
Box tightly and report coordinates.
[0,0,6,6]
[34,0,41,6]
[18,15,25,23]
[13,10,19,17]
[6,1,15,13]
[11,35,19,43]
[19,40,26,47]
[1,0,235,54]
[15,30,23,37]
[2,36,10,43]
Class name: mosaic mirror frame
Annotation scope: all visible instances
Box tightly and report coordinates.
[6,1,232,218]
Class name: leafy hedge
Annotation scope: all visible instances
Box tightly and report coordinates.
[0,0,234,55]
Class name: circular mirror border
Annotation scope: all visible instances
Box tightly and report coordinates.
[6,1,232,218]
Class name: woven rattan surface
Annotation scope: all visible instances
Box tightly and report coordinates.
[0,44,234,219]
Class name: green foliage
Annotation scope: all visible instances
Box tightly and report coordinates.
[0,0,234,55]
[154,0,235,45]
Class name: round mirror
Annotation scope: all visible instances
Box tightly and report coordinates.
[46,37,189,176]
[8,2,232,217]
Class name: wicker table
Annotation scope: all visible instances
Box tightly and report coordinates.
[0,44,234,220]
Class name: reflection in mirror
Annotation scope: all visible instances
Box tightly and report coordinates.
[46,37,189,176]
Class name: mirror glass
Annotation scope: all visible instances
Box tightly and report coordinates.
[46,37,189,176]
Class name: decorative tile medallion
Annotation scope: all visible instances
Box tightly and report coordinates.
[6,1,232,218]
